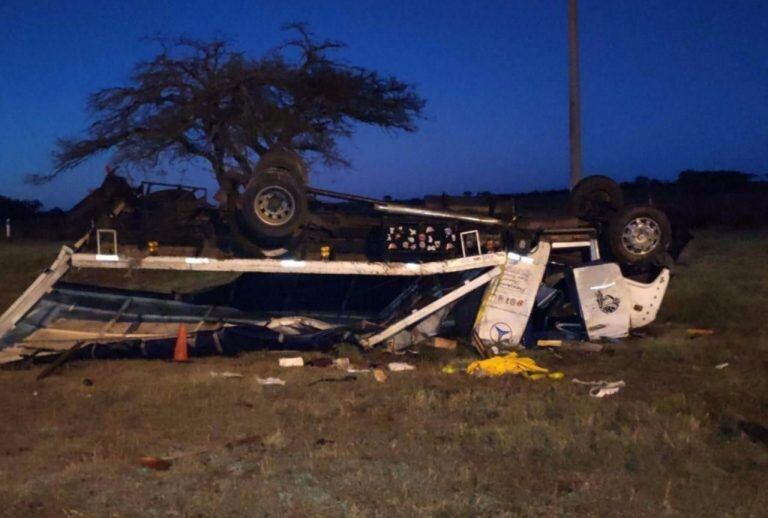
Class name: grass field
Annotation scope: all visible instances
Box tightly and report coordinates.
[0,230,766,517]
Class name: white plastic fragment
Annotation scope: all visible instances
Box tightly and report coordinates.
[572,378,626,398]
[591,383,624,398]
[278,357,304,367]
[333,358,350,370]
[715,362,729,370]
[209,371,243,378]
[256,376,286,386]
[387,362,416,372]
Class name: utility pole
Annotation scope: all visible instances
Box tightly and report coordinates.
[568,0,583,187]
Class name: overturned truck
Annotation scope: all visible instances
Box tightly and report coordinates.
[0,154,682,364]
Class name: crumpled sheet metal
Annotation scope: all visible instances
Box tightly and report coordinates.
[473,243,551,347]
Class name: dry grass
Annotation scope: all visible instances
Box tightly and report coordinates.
[0,241,62,314]
[0,230,767,516]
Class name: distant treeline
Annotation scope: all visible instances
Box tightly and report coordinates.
[0,195,43,220]
[629,170,763,191]
[624,170,767,227]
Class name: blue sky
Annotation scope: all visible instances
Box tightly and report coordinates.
[1,0,766,209]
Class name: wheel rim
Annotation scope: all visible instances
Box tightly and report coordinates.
[621,217,661,256]
[253,186,295,226]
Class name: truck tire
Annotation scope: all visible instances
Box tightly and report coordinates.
[605,205,671,266]
[255,149,309,183]
[241,167,307,239]
[568,175,624,221]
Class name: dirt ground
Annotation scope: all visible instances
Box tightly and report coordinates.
[0,229,766,517]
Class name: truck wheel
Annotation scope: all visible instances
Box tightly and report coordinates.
[241,168,307,239]
[568,175,624,221]
[605,205,671,265]
[255,148,309,183]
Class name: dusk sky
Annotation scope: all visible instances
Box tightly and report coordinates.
[1,0,766,209]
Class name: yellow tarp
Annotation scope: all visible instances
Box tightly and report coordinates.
[466,352,564,380]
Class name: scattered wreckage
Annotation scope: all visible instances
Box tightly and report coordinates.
[0,154,681,365]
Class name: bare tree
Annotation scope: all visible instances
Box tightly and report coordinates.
[32,24,425,189]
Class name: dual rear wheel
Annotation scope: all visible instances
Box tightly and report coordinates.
[241,167,307,240]
[569,175,671,266]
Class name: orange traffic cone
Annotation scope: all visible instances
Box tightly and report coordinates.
[173,324,189,362]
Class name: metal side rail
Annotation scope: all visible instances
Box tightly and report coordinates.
[70,252,508,276]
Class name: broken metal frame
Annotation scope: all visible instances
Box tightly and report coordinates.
[0,227,603,345]
[360,266,503,348]
[0,211,672,366]
[0,246,508,344]
[0,246,74,340]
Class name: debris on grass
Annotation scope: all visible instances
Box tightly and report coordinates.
[466,352,562,380]
[536,339,562,348]
[278,357,304,367]
[139,456,172,471]
[373,368,388,383]
[333,357,350,370]
[687,328,715,338]
[540,371,565,380]
[441,358,472,374]
[256,376,286,386]
[428,336,457,350]
[715,362,729,370]
[441,365,459,374]
[572,378,626,398]
[387,362,415,372]
[209,371,243,378]
[140,434,266,471]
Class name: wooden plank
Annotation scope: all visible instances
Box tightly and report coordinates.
[36,341,85,380]
[70,252,507,276]
[100,298,131,336]
[191,305,215,334]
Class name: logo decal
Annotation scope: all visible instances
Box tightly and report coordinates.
[490,322,513,342]
[596,290,620,314]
